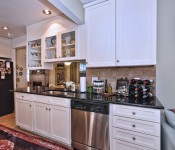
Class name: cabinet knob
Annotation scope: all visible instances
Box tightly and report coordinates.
[29,105,31,107]
[46,108,48,110]
[22,96,24,98]
[132,137,136,141]
[117,60,119,62]
[132,112,136,115]
[49,108,51,111]
[132,124,136,128]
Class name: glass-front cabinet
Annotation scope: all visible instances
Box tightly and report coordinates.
[60,30,76,59]
[44,35,58,62]
[28,39,42,68]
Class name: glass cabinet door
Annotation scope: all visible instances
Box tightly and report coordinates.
[28,39,42,67]
[45,35,57,60]
[61,31,76,58]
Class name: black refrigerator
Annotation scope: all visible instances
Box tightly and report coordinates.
[0,61,14,116]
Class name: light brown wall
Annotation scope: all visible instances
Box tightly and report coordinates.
[86,66,156,92]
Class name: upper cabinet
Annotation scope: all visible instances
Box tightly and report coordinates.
[44,35,58,62]
[116,0,157,66]
[85,0,116,67]
[85,0,157,67]
[26,16,86,70]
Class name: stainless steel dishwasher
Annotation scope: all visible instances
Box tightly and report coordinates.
[71,100,109,150]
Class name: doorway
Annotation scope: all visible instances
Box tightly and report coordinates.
[15,47,27,88]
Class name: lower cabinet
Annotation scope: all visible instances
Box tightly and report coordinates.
[16,99,33,131]
[50,105,70,144]
[110,104,161,150]
[15,92,71,145]
[33,102,50,137]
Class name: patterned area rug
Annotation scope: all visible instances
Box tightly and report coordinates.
[0,124,72,150]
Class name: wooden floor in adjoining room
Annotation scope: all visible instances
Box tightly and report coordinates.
[0,113,17,129]
[0,112,39,136]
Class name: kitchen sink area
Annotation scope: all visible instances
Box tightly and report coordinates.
[42,90,76,97]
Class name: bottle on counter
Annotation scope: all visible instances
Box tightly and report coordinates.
[135,85,151,92]
[104,79,108,93]
[108,83,112,93]
[143,93,153,99]
[143,79,154,85]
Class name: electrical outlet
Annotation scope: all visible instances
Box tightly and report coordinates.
[92,77,98,83]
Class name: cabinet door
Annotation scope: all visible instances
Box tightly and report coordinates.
[85,0,116,67]
[15,99,33,131]
[57,29,79,61]
[33,102,50,137]
[50,105,71,144]
[43,35,58,62]
[116,0,156,66]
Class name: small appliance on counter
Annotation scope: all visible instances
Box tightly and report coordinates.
[93,80,104,94]
[116,77,129,97]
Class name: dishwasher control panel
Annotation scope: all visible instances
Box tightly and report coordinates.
[71,100,109,114]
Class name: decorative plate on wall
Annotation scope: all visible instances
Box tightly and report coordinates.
[19,72,23,76]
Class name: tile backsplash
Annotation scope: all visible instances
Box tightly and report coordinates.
[86,66,156,92]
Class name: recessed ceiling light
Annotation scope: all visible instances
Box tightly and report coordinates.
[1,26,9,30]
[43,9,51,15]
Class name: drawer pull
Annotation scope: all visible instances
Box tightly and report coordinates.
[132,112,136,115]
[132,124,136,128]
[132,137,136,141]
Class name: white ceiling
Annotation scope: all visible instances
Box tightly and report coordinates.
[0,0,59,39]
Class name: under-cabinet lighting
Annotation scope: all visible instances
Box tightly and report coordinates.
[64,62,72,66]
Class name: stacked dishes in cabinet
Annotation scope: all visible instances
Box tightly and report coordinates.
[61,31,75,58]
[45,36,57,60]
[28,39,42,67]
[111,104,161,150]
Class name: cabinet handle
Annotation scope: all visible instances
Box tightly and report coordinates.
[132,137,136,141]
[22,96,24,98]
[132,112,136,115]
[49,108,51,111]
[117,60,119,62]
[29,105,31,107]
[46,108,48,110]
[132,124,136,128]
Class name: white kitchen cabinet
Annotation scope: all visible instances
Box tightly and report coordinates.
[43,35,58,62]
[50,105,71,144]
[15,93,33,131]
[33,95,71,145]
[27,38,53,70]
[33,102,50,137]
[110,104,161,150]
[16,99,33,131]
[85,0,156,67]
[116,0,156,66]
[85,0,116,67]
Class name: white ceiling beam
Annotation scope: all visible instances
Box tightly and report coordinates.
[48,0,84,25]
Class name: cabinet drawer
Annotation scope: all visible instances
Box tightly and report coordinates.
[50,97,70,108]
[34,95,50,104]
[113,139,153,150]
[112,105,160,123]
[113,128,160,150]
[15,93,33,101]
[113,116,160,137]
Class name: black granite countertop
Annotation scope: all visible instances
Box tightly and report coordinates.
[12,87,164,109]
